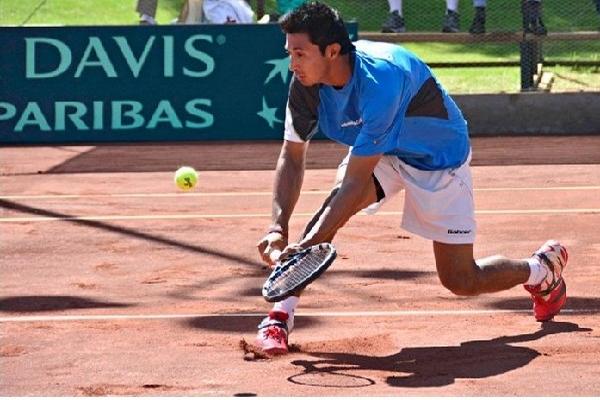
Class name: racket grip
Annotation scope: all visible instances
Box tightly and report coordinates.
[269,250,282,263]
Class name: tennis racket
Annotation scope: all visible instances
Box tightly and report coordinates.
[262,243,337,302]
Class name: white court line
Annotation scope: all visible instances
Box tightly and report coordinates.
[1,186,599,200]
[0,308,597,323]
[1,208,599,223]
[0,191,327,200]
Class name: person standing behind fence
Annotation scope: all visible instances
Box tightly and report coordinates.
[380,0,405,33]
[202,0,254,23]
[136,0,158,25]
[137,0,254,25]
[381,0,488,34]
[442,0,487,34]
[522,0,547,35]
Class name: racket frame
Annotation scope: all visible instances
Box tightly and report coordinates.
[262,243,336,302]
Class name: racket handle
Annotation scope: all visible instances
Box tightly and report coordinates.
[269,249,282,263]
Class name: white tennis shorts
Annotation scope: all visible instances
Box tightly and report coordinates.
[336,150,476,244]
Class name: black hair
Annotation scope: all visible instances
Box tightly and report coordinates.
[279,2,355,56]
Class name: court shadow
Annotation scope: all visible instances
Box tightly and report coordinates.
[488,296,600,314]
[237,287,263,297]
[0,199,263,269]
[336,269,437,281]
[45,144,281,173]
[185,315,322,333]
[38,142,348,174]
[0,295,132,312]
[289,321,591,388]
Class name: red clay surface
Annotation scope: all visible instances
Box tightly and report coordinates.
[1,136,599,396]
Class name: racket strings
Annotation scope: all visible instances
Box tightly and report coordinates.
[270,250,329,292]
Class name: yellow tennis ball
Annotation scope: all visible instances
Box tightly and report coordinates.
[174,166,198,190]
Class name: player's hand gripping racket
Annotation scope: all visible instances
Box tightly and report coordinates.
[262,243,337,302]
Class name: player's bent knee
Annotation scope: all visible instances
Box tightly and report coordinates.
[437,267,481,296]
[440,278,479,296]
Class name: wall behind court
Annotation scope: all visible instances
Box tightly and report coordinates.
[456,92,600,136]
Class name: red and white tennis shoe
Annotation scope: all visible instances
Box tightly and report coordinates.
[524,240,568,322]
[256,310,291,355]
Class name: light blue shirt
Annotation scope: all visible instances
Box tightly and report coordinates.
[317,40,470,171]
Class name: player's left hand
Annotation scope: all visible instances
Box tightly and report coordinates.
[257,231,288,267]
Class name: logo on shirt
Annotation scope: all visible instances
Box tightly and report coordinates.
[341,118,363,128]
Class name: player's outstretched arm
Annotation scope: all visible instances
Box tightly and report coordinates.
[300,186,339,240]
[257,139,309,265]
[297,153,381,249]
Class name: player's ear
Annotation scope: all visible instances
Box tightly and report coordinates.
[326,43,342,59]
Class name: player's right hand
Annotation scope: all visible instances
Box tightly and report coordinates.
[278,242,305,262]
[257,231,288,268]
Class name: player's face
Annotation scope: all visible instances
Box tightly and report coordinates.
[286,33,329,86]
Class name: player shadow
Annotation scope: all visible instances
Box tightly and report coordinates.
[0,295,133,312]
[0,199,264,269]
[487,296,600,315]
[288,321,591,388]
[184,314,323,333]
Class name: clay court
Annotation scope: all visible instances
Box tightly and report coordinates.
[1,136,599,396]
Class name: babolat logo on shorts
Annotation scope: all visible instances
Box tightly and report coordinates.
[448,229,472,234]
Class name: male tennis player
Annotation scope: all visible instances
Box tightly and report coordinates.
[255,1,567,355]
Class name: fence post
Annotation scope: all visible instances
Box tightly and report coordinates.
[520,37,543,91]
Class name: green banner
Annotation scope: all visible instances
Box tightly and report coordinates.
[0,23,356,144]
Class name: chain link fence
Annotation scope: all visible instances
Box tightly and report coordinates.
[256,0,600,94]
[3,0,598,94]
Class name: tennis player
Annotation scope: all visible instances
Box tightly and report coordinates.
[255,1,568,355]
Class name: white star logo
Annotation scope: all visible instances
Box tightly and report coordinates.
[257,97,283,128]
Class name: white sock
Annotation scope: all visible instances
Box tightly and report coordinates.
[526,257,548,285]
[273,296,299,316]
[446,0,459,12]
[388,0,402,14]
[473,0,486,7]
[272,296,299,331]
